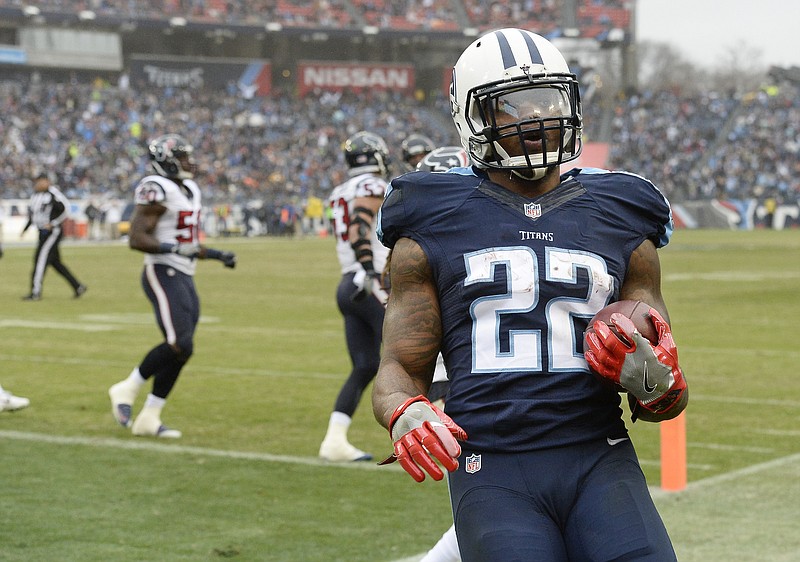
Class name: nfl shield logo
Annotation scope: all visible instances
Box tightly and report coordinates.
[524,202,542,219]
[465,454,482,474]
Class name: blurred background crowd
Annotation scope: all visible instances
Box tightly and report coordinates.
[0,0,797,235]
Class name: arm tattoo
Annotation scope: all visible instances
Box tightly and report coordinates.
[383,238,442,381]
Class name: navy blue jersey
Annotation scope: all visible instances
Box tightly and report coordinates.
[378,166,673,452]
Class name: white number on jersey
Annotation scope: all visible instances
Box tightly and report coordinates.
[465,246,614,373]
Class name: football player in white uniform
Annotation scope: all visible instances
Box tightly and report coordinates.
[319,131,391,462]
[108,134,236,438]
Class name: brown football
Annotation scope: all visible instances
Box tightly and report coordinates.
[584,300,659,392]
[586,300,658,345]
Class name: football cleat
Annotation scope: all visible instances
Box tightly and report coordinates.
[131,412,182,438]
[22,293,41,301]
[74,284,88,298]
[0,389,30,412]
[319,439,373,462]
[108,381,137,428]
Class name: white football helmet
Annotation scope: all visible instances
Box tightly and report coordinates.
[450,28,582,180]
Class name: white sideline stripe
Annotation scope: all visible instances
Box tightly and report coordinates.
[78,313,221,325]
[0,430,398,473]
[688,442,774,454]
[689,394,800,408]
[753,429,800,437]
[665,271,800,282]
[0,353,343,381]
[0,319,116,332]
[638,459,714,471]
[651,452,800,498]
[681,346,800,359]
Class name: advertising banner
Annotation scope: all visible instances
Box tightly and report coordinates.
[129,55,271,96]
[298,61,414,96]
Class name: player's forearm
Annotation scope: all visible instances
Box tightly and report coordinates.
[129,230,165,254]
[372,358,432,429]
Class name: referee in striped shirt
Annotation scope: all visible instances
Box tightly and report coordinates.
[21,173,86,301]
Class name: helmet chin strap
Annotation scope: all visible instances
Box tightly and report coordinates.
[511,167,548,181]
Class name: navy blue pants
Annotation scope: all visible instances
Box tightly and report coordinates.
[449,438,676,561]
[332,272,385,416]
[141,264,199,351]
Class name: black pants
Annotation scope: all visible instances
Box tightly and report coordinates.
[30,227,81,296]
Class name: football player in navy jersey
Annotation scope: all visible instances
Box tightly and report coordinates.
[373,29,687,561]
[108,134,236,438]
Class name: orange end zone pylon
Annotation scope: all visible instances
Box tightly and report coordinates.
[660,411,687,491]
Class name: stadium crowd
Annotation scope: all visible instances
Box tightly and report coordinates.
[0,0,628,38]
[3,70,797,206]
[608,82,800,203]
[0,0,797,231]
[0,71,455,237]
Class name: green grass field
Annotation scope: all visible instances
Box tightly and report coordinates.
[1,229,799,561]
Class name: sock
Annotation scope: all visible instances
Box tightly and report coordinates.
[420,524,461,562]
[324,411,352,442]
[144,394,166,410]
[125,367,147,389]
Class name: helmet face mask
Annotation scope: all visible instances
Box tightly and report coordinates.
[451,29,583,180]
[149,134,196,180]
[344,131,391,178]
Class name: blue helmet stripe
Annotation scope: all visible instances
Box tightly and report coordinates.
[494,31,516,69]
[495,29,545,69]
[519,29,544,65]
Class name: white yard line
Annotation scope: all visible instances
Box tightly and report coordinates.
[0,430,396,473]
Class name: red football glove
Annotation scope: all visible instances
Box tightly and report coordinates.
[379,395,467,482]
[584,308,687,416]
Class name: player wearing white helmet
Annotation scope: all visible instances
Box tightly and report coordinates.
[450,27,582,181]
[375,29,685,561]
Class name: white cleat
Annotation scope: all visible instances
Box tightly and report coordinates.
[131,412,182,439]
[0,389,30,412]
[319,439,373,462]
[108,381,137,428]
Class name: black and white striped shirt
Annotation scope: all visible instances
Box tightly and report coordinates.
[28,186,70,230]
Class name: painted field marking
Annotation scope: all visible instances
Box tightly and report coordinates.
[0,352,344,381]
[664,271,800,282]
[0,430,397,473]
[0,319,116,332]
